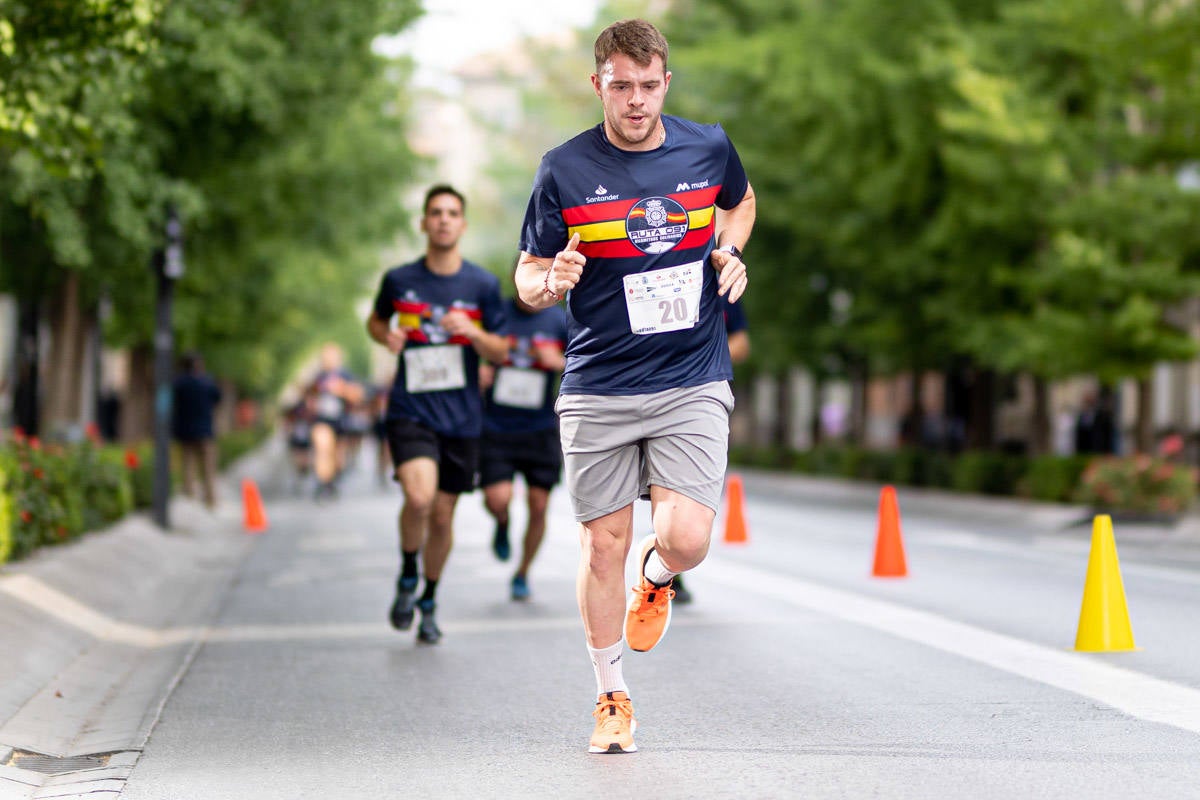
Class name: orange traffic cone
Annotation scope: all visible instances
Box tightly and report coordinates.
[872,485,907,577]
[242,478,268,533]
[723,473,748,544]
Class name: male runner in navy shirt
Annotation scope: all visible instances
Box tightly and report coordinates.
[515,19,755,753]
[367,185,509,644]
[480,297,569,601]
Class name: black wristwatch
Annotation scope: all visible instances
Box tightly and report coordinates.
[720,244,742,259]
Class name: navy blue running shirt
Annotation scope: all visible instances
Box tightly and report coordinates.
[519,114,749,396]
[483,300,569,435]
[372,258,506,437]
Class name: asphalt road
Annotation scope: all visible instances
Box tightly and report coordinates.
[119,442,1200,799]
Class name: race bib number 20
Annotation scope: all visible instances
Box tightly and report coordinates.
[622,261,703,335]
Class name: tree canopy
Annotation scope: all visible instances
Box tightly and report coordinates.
[1,0,421,400]
[661,0,1200,384]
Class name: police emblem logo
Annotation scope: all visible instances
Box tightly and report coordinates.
[625,196,689,254]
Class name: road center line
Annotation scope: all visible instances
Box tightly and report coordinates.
[705,558,1200,736]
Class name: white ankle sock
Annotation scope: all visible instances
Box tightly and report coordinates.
[643,548,677,587]
[588,639,628,696]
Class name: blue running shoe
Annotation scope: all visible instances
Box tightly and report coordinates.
[511,574,530,601]
[492,521,511,561]
[416,598,441,644]
[389,576,418,630]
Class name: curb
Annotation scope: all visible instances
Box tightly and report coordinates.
[0,496,253,797]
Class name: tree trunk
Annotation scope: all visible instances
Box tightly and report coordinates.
[772,368,793,457]
[966,368,996,450]
[216,378,237,437]
[13,299,40,435]
[849,360,868,446]
[121,344,156,442]
[42,272,89,434]
[1136,376,1154,453]
[1030,376,1050,456]
[810,375,823,446]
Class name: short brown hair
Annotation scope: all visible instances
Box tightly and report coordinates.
[424,184,465,214]
[593,19,668,73]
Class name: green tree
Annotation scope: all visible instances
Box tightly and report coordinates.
[1,0,421,435]
[664,0,1200,451]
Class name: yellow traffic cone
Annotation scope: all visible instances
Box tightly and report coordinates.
[1074,514,1137,652]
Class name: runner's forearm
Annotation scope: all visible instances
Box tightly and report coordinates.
[366,314,390,346]
[471,330,510,364]
[727,330,750,365]
[516,253,558,310]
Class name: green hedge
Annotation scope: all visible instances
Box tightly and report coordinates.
[0,424,272,565]
[1,433,130,561]
[217,424,271,468]
[730,445,1096,504]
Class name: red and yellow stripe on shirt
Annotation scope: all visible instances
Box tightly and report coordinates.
[392,300,483,346]
[446,306,484,346]
[562,187,721,259]
[394,300,430,343]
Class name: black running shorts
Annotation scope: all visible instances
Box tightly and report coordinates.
[386,417,479,494]
[479,427,562,490]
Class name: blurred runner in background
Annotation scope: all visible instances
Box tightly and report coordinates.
[367,185,509,645]
[306,343,363,502]
[479,292,569,601]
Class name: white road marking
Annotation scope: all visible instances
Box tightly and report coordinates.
[13,543,1200,735]
[704,557,1200,736]
[297,532,370,553]
[0,574,197,647]
[0,573,775,647]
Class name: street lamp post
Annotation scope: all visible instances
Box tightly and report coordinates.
[151,205,184,529]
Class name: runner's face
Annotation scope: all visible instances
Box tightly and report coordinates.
[592,53,671,151]
[421,193,466,250]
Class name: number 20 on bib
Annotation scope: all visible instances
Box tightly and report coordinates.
[622,261,703,336]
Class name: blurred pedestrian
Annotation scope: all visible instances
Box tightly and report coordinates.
[480,293,569,601]
[172,352,221,509]
[1074,390,1115,455]
[514,19,754,754]
[367,184,509,645]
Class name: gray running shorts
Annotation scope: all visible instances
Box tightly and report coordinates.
[555,381,734,522]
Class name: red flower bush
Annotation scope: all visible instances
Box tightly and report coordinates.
[1077,455,1198,516]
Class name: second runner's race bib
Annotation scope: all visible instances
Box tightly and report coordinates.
[404,345,466,393]
[493,366,547,409]
[622,261,703,335]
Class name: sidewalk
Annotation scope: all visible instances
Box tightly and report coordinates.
[0,441,279,799]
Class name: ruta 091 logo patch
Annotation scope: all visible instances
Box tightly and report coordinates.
[626,196,689,254]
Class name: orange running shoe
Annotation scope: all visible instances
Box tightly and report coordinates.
[624,535,675,653]
[589,691,637,754]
